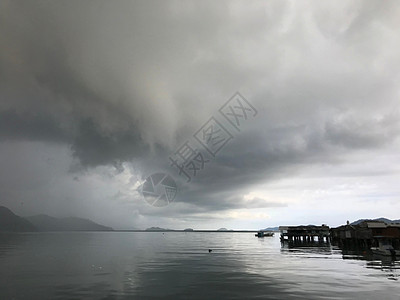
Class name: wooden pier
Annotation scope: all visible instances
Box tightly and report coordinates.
[279,225,330,244]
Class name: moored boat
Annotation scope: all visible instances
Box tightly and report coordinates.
[370,239,399,256]
[255,231,274,237]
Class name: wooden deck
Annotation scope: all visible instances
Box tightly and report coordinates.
[279,225,330,243]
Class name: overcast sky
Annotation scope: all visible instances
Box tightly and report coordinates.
[1,0,400,230]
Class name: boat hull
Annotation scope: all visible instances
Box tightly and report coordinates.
[371,248,400,256]
[255,232,274,237]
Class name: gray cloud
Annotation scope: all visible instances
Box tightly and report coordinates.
[0,110,68,142]
[1,1,400,228]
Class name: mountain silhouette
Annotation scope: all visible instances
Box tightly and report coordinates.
[350,217,400,225]
[0,206,37,232]
[0,206,113,232]
[26,214,113,231]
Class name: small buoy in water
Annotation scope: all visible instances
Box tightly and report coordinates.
[208,249,212,253]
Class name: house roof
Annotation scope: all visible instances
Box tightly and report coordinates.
[366,222,387,228]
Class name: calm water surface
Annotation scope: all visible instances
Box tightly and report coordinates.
[0,232,399,299]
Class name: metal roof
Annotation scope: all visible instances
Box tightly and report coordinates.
[366,222,387,228]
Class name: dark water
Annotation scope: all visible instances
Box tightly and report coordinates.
[0,232,399,299]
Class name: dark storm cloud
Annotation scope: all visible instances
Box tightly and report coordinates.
[324,113,400,149]
[1,0,400,226]
[0,109,150,168]
[71,118,149,167]
[170,107,400,212]
[0,1,153,167]
[0,110,67,142]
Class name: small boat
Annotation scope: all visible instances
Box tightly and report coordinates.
[371,240,399,256]
[255,231,274,238]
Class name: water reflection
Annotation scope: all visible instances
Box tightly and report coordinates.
[340,249,400,281]
[1,233,399,299]
[280,240,334,257]
[0,233,31,257]
[280,239,399,282]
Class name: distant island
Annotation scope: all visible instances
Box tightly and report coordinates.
[145,227,174,232]
[350,218,400,225]
[217,228,233,231]
[144,227,240,232]
[5,204,396,233]
[0,206,113,232]
[140,227,252,232]
[260,227,279,232]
